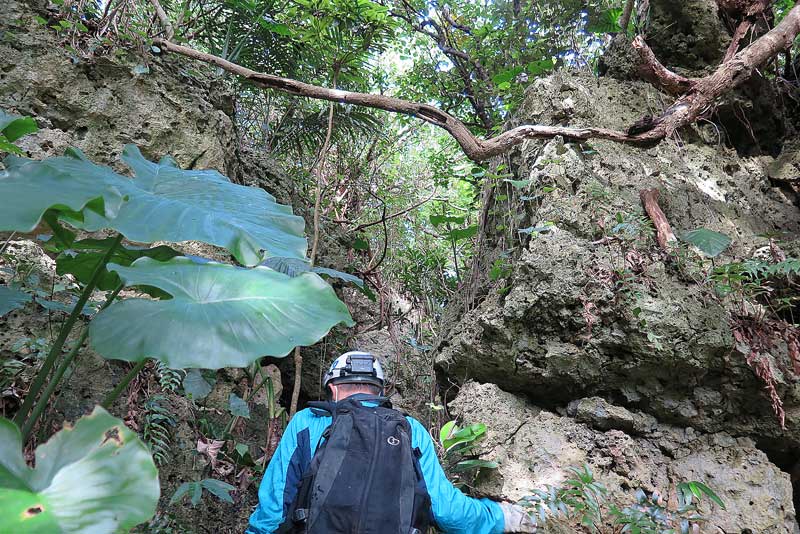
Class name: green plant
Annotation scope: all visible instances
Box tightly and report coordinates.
[609,482,725,534]
[521,465,606,530]
[0,110,38,155]
[438,420,498,490]
[2,144,353,435]
[155,361,184,394]
[0,407,159,534]
[0,142,355,531]
[169,478,236,507]
[143,395,176,466]
[518,466,725,534]
[681,228,732,258]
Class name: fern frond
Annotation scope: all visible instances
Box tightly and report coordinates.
[156,361,184,393]
[143,395,176,466]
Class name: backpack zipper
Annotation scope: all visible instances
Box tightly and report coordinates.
[355,411,381,534]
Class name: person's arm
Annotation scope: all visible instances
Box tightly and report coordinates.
[408,417,505,534]
[246,412,311,534]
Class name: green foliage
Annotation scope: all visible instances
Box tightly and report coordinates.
[260,256,371,300]
[521,465,606,530]
[89,257,354,368]
[681,228,732,258]
[0,407,159,534]
[3,140,356,531]
[155,361,184,394]
[169,479,236,507]
[710,256,800,316]
[519,465,725,533]
[612,212,654,243]
[0,110,38,155]
[439,421,497,490]
[229,393,251,419]
[182,369,215,400]
[0,285,32,317]
[609,483,724,534]
[55,238,180,292]
[143,395,176,466]
[7,145,307,265]
[1,151,124,234]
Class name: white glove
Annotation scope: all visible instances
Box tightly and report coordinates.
[499,502,538,533]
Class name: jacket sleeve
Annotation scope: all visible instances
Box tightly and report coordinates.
[409,417,505,534]
[246,412,311,534]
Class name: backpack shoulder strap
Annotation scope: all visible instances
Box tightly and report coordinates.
[307,400,337,416]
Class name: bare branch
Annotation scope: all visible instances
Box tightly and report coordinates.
[631,36,695,96]
[640,189,677,250]
[619,0,636,33]
[351,189,437,232]
[148,0,173,40]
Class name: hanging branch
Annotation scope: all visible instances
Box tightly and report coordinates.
[349,188,437,232]
[148,0,174,40]
[619,0,637,33]
[154,6,800,160]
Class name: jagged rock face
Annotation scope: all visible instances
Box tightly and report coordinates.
[450,382,799,533]
[0,0,239,177]
[646,0,730,72]
[436,71,800,453]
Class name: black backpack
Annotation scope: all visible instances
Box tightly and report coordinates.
[278,396,432,534]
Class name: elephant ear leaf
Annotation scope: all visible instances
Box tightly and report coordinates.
[89,257,355,369]
[0,150,124,234]
[81,145,307,265]
[0,407,159,534]
[4,145,307,266]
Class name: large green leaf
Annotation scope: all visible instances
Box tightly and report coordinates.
[56,238,180,291]
[89,257,355,368]
[0,154,124,233]
[681,228,732,258]
[0,286,32,317]
[80,145,306,265]
[7,146,307,265]
[0,407,159,534]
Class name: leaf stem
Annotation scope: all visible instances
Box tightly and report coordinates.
[20,283,125,441]
[102,358,148,409]
[14,233,123,428]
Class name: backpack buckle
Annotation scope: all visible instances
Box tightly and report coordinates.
[293,508,308,523]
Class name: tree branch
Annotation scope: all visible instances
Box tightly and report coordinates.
[152,6,800,161]
[351,188,437,232]
[631,36,695,96]
[640,189,677,250]
[148,0,174,40]
[619,0,636,33]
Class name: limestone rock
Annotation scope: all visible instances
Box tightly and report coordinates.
[436,71,800,451]
[450,382,798,533]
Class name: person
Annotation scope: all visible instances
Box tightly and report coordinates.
[246,351,537,534]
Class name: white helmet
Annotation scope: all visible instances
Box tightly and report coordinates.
[322,351,385,392]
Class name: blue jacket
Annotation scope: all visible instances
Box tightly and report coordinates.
[246,405,505,534]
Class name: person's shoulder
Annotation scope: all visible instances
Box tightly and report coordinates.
[403,413,425,427]
[402,414,432,445]
[290,407,327,427]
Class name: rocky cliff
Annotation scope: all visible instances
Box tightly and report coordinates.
[436,3,800,529]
